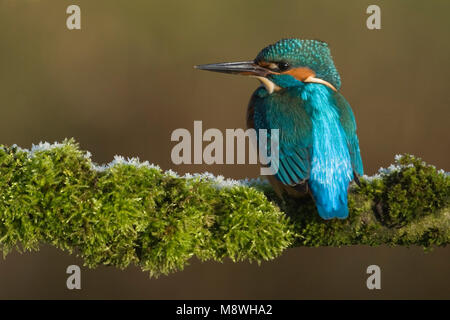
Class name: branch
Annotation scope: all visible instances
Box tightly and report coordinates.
[0,139,448,277]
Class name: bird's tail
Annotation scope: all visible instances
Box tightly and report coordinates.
[309,180,350,219]
[315,198,349,219]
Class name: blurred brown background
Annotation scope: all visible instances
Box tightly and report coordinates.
[0,0,449,299]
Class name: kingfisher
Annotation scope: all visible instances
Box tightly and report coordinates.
[195,38,363,219]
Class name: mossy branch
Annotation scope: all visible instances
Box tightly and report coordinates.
[0,139,448,277]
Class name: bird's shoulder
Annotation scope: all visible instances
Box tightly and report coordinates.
[248,86,312,144]
[330,91,357,134]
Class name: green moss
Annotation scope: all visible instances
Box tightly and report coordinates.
[0,139,293,277]
[209,186,293,263]
[0,140,448,277]
[360,154,450,227]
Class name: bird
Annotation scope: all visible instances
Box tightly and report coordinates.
[195,38,363,219]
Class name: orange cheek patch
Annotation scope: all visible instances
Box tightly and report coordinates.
[282,67,316,82]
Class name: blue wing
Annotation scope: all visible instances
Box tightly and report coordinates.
[331,92,364,177]
[248,87,312,186]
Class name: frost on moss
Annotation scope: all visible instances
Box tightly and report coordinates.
[0,139,448,277]
[0,139,293,277]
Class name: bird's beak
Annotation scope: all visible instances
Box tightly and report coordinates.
[194,61,270,77]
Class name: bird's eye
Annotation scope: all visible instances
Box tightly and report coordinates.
[277,61,290,72]
[259,61,290,72]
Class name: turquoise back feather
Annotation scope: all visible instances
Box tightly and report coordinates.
[302,84,353,219]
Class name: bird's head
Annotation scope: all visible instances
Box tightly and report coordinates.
[195,38,341,94]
